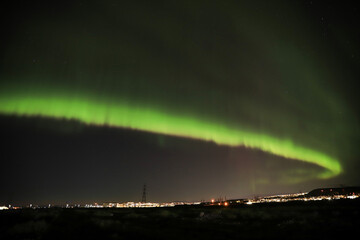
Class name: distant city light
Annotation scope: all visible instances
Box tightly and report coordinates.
[2,188,359,210]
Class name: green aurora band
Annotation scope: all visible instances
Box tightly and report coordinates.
[0,89,342,180]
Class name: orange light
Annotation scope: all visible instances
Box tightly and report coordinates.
[224,202,228,206]
[211,199,215,203]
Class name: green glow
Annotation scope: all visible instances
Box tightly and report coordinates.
[0,90,342,179]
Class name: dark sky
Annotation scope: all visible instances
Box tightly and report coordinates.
[1,0,359,205]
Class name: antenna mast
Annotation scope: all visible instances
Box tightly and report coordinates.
[141,184,147,203]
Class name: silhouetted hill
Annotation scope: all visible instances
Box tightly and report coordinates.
[307,186,360,197]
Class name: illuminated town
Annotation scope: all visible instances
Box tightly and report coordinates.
[1,187,359,210]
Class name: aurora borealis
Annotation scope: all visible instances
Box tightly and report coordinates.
[0,88,342,180]
[1,1,359,205]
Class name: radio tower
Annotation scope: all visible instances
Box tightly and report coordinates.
[141,184,147,203]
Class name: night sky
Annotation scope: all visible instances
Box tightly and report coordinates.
[1,1,359,206]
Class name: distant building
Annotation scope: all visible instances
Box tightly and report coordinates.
[103,202,118,208]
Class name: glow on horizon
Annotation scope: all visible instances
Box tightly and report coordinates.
[0,91,342,180]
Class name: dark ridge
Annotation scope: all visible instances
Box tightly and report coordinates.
[307,186,360,197]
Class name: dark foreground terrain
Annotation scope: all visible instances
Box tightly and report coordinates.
[1,199,359,240]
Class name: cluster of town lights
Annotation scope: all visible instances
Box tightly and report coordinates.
[208,191,360,207]
[1,190,359,210]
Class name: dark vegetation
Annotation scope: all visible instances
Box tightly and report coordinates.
[1,199,359,240]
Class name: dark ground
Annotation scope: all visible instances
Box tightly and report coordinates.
[1,199,359,240]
